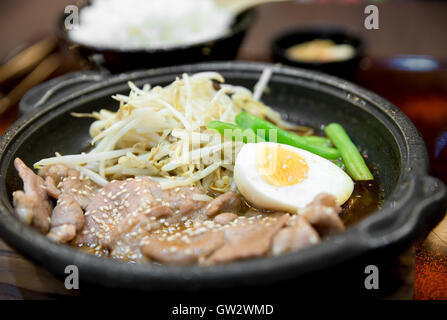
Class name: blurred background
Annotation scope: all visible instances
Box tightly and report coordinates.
[0,0,446,299]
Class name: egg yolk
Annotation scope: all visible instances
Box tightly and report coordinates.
[256,144,308,187]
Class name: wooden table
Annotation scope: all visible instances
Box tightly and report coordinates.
[0,0,446,300]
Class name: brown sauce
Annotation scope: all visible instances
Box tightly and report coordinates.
[340,179,382,226]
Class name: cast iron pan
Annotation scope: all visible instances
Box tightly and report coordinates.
[1,62,446,291]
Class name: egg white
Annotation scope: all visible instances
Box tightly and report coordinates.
[234,142,354,212]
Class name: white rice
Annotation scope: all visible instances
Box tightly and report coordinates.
[69,0,234,49]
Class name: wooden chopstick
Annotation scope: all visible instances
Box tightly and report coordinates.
[0,38,57,85]
[0,53,61,116]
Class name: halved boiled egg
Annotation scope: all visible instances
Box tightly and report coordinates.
[234,142,354,212]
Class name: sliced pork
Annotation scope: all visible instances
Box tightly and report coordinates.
[39,164,99,208]
[43,176,61,199]
[205,213,289,265]
[141,229,225,265]
[13,158,53,233]
[47,224,77,243]
[59,172,98,209]
[46,193,86,243]
[214,212,238,225]
[51,193,85,231]
[205,191,242,217]
[271,215,320,256]
[38,164,79,185]
[73,177,209,258]
[300,193,344,236]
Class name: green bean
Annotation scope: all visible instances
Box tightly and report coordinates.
[235,112,341,160]
[325,123,373,180]
[302,136,331,146]
[206,120,264,143]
